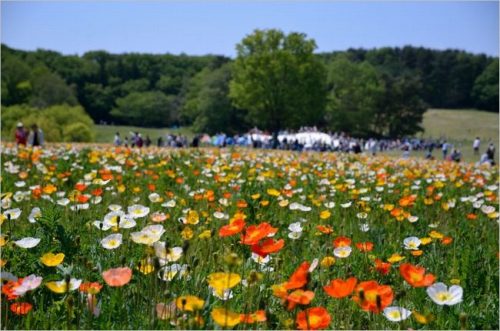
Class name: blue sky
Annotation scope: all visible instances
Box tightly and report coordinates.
[2,1,498,57]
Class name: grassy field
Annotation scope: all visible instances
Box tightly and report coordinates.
[94,125,194,144]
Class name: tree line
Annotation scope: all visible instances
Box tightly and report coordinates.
[1,29,498,139]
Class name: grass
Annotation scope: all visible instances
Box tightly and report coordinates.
[94,125,194,144]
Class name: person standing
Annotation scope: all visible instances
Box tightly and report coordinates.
[114,132,122,146]
[442,141,449,160]
[14,122,27,146]
[486,143,496,163]
[27,124,44,147]
[473,137,480,155]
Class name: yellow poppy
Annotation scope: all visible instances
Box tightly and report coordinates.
[40,253,65,267]
[211,308,241,327]
[176,295,205,312]
[207,272,241,297]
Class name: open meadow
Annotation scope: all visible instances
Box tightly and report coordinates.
[0,144,498,329]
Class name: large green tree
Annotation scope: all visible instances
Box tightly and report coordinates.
[229,29,327,132]
[472,59,499,112]
[326,56,385,136]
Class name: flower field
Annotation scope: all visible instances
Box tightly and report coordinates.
[1,144,498,329]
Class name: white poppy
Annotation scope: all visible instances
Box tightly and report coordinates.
[14,181,26,188]
[403,237,421,250]
[383,306,412,322]
[356,212,368,219]
[324,202,335,208]
[158,264,189,282]
[481,205,495,215]
[118,215,137,229]
[104,211,126,227]
[251,253,271,265]
[211,287,233,301]
[28,207,42,223]
[359,223,370,232]
[333,246,352,258]
[161,200,176,208]
[14,237,41,248]
[93,221,112,231]
[426,283,463,306]
[142,224,165,238]
[128,205,150,218]
[288,231,302,240]
[101,233,122,249]
[57,198,70,206]
[288,222,303,233]
[148,193,162,203]
[341,202,352,208]
[407,216,419,223]
[4,208,21,220]
[213,211,227,219]
[130,231,160,245]
[108,204,122,211]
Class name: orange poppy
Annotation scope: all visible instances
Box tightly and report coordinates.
[240,222,278,245]
[399,263,435,287]
[75,183,87,192]
[286,289,315,310]
[333,236,351,248]
[285,261,310,290]
[355,242,374,252]
[10,302,32,315]
[352,280,393,313]
[79,282,103,295]
[102,267,132,287]
[296,307,331,330]
[466,213,477,220]
[240,310,267,324]
[251,238,285,257]
[219,219,245,237]
[374,259,391,275]
[2,278,24,300]
[236,200,248,208]
[316,225,333,234]
[323,277,357,298]
[91,188,103,196]
[441,237,453,245]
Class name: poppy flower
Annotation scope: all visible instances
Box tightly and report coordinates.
[296,307,331,330]
[219,218,245,237]
[286,289,315,310]
[2,278,24,300]
[240,222,278,245]
[46,278,82,294]
[333,236,351,248]
[207,272,241,297]
[175,295,205,311]
[383,306,412,322]
[426,283,463,306]
[323,277,357,298]
[251,238,285,257]
[79,282,103,295]
[352,280,394,313]
[316,225,333,234]
[355,242,374,252]
[40,253,65,267]
[14,237,41,249]
[285,261,310,290]
[240,310,267,324]
[399,263,435,287]
[102,267,132,287]
[156,302,177,320]
[211,307,241,327]
[374,259,392,275]
[10,302,32,315]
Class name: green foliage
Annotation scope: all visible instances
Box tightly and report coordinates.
[29,67,79,108]
[182,63,248,134]
[1,104,94,142]
[326,57,385,136]
[230,29,327,131]
[63,122,94,142]
[111,91,175,127]
[472,59,499,112]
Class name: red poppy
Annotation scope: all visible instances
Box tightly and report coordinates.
[240,222,278,245]
[2,278,23,300]
[10,302,32,315]
[323,277,357,298]
[399,263,435,287]
[251,238,285,257]
[355,242,374,252]
[374,259,391,275]
[91,188,103,196]
[333,236,351,248]
[285,261,310,290]
[352,280,393,313]
[219,219,246,237]
[296,307,331,330]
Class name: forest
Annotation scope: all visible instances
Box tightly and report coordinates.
[1,31,498,139]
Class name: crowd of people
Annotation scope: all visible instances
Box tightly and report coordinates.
[109,127,497,166]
